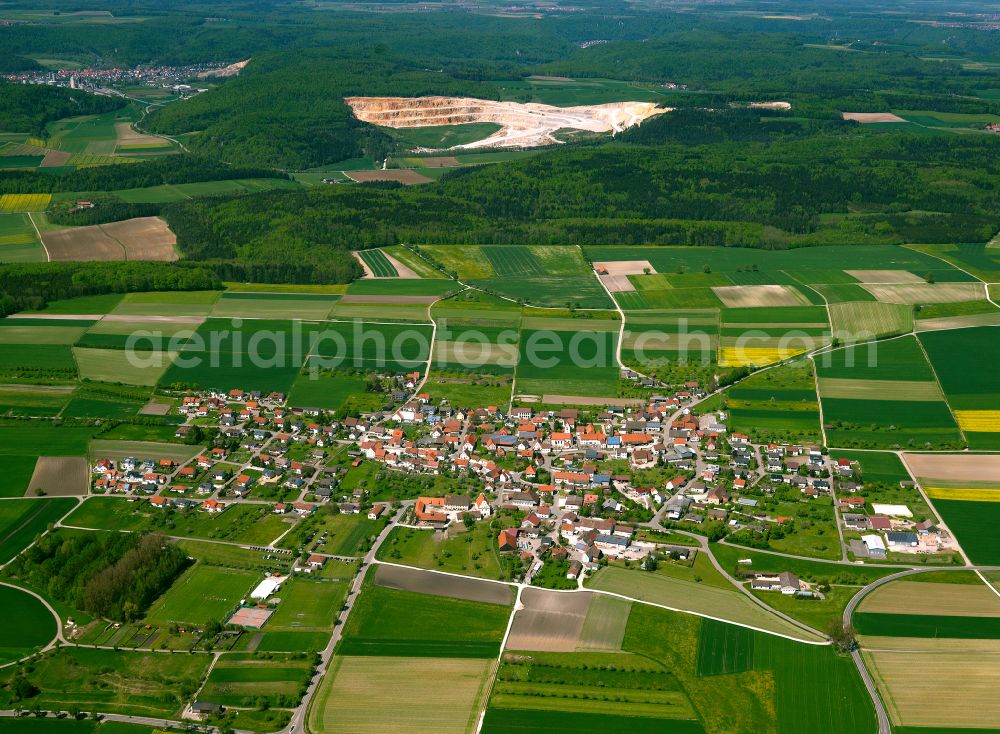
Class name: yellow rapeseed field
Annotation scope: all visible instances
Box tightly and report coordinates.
[954,410,1000,432]
[718,345,805,367]
[0,193,51,212]
[925,486,1000,502]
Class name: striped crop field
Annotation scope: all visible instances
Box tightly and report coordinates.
[0,193,51,212]
[358,249,399,277]
[954,410,1000,432]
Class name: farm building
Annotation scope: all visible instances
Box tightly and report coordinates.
[250,574,287,600]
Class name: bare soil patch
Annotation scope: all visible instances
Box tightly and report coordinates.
[712,284,809,308]
[102,216,177,261]
[139,401,172,416]
[346,169,432,185]
[374,563,513,606]
[600,274,634,293]
[594,260,657,276]
[39,150,71,167]
[42,217,177,262]
[506,588,592,651]
[42,225,124,261]
[380,251,419,279]
[27,456,88,496]
[419,156,460,167]
[902,453,1000,483]
[113,122,168,150]
[842,112,906,123]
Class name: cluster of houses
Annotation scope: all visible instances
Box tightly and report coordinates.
[840,500,955,558]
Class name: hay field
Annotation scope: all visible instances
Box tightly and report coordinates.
[817,377,943,401]
[712,284,809,308]
[588,566,821,641]
[26,456,88,496]
[861,282,983,304]
[859,580,1000,617]
[309,656,492,734]
[506,588,591,652]
[374,564,514,606]
[864,647,1000,728]
[902,452,1000,483]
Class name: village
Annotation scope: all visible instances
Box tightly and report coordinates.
[87,367,958,637]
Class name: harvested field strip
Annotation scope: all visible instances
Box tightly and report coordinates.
[925,487,1000,502]
[954,410,1000,432]
[854,612,1000,638]
[846,269,924,283]
[860,581,1000,616]
[587,566,822,641]
[915,311,1000,331]
[817,378,943,401]
[489,689,695,719]
[373,564,514,605]
[864,649,1000,728]
[310,656,492,734]
[861,282,983,304]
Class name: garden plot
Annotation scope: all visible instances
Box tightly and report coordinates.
[505,588,592,652]
[712,284,809,308]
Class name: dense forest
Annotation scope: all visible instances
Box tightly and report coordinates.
[0,155,287,195]
[6,532,189,621]
[0,81,121,137]
[0,261,221,315]
[161,121,1000,281]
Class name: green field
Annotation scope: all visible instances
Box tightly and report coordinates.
[930,500,1000,565]
[358,249,399,277]
[376,524,506,580]
[0,212,44,262]
[853,612,1000,638]
[267,577,348,637]
[0,584,57,664]
[199,652,313,708]
[727,360,821,443]
[338,581,510,657]
[0,498,77,563]
[516,329,618,398]
[145,563,258,626]
[828,451,912,484]
[209,291,340,320]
